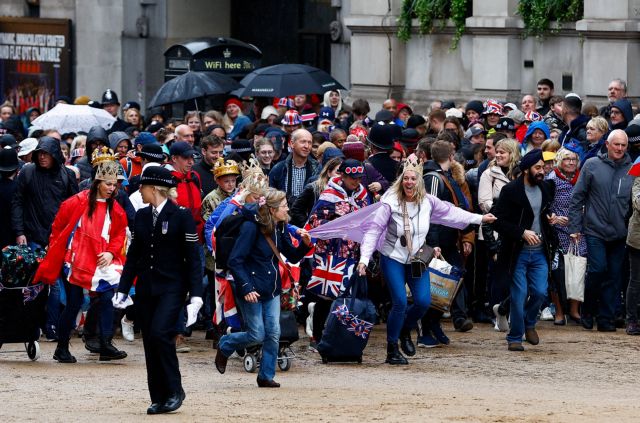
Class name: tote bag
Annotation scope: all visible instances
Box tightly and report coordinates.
[564,242,586,302]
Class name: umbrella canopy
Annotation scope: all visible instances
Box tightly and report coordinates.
[30,104,116,133]
[237,64,345,98]
[148,71,242,108]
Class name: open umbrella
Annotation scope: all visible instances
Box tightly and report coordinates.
[30,104,116,133]
[237,64,345,98]
[148,71,242,108]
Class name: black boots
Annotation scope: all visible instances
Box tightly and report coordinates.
[399,328,416,356]
[99,338,127,361]
[385,342,408,365]
[53,340,77,363]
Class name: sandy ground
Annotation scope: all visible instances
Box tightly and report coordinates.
[1,321,639,423]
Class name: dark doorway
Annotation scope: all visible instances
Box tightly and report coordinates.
[230,0,335,71]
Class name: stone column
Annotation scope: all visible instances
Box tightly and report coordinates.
[577,0,640,98]
[466,0,522,99]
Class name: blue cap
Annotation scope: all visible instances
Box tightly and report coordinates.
[134,132,158,147]
[169,141,197,158]
[319,107,335,121]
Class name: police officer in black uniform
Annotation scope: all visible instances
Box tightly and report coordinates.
[102,89,132,134]
[114,166,203,415]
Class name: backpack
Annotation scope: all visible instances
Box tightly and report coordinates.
[214,213,249,271]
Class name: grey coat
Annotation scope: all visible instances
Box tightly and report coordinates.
[568,150,633,241]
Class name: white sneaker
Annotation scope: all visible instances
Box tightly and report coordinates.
[540,307,554,321]
[493,304,509,332]
[121,316,135,342]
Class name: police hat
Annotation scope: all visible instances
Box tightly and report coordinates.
[140,166,176,188]
[101,89,120,106]
[367,122,401,150]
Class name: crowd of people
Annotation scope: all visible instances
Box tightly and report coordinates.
[1,77,639,412]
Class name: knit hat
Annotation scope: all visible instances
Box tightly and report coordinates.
[519,149,543,171]
[224,98,243,110]
[465,100,484,116]
[338,158,365,178]
[342,141,365,162]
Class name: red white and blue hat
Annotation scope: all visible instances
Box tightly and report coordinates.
[281,110,302,126]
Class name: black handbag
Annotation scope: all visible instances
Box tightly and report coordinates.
[410,243,435,279]
[317,274,376,361]
[279,310,299,343]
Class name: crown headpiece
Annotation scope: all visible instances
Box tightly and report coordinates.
[91,146,119,181]
[239,155,268,194]
[213,157,240,179]
[402,157,423,177]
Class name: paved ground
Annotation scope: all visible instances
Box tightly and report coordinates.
[1,321,639,422]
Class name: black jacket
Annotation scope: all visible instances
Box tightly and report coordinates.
[11,137,79,246]
[229,215,309,300]
[0,177,17,248]
[493,176,558,274]
[192,159,217,196]
[290,181,319,227]
[77,126,109,180]
[367,152,399,186]
[559,114,589,151]
[118,200,203,298]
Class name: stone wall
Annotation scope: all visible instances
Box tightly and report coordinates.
[344,0,640,113]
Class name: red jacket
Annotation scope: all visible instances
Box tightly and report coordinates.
[34,190,128,287]
[172,170,204,243]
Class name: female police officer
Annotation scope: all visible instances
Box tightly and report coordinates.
[114,166,203,414]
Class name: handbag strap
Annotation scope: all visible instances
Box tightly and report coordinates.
[401,201,413,253]
[263,233,294,280]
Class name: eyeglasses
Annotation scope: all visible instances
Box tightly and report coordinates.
[610,110,622,116]
[562,158,578,162]
[343,166,364,175]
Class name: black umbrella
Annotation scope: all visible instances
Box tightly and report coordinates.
[237,64,345,98]
[148,71,242,108]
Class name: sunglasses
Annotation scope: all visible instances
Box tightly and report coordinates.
[343,166,364,175]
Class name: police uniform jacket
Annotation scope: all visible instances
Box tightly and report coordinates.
[118,200,203,298]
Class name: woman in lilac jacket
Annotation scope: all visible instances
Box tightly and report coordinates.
[355,159,496,365]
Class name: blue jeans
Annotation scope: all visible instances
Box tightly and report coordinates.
[218,295,280,381]
[584,236,626,325]
[380,255,431,343]
[507,249,548,344]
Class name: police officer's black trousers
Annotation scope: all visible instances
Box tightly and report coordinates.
[136,293,184,404]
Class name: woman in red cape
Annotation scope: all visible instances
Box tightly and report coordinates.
[35,152,128,363]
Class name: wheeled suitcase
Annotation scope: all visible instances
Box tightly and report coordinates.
[317,275,376,364]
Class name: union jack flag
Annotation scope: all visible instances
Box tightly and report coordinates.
[307,255,351,298]
[347,317,374,339]
[22,283,44,303]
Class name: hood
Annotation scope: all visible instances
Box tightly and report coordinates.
[86,126,108,157]
[33,136,65,168]
[569,114,590,131]
[239,202,260,221]
[596,149,631,168]
[611,99,633,124]
[450,160,466,186]
[524,121,550,143]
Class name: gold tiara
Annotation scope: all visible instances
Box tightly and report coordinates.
[213,158,240,179]
[402,157,423,177]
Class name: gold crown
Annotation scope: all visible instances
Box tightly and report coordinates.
[402,157,424,177]
[91,146,119,181]
[91,146,117,166]
[213,158,240,179]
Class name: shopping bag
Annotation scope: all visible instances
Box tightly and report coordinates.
[428,257,464,313]
[564,242,586,302]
